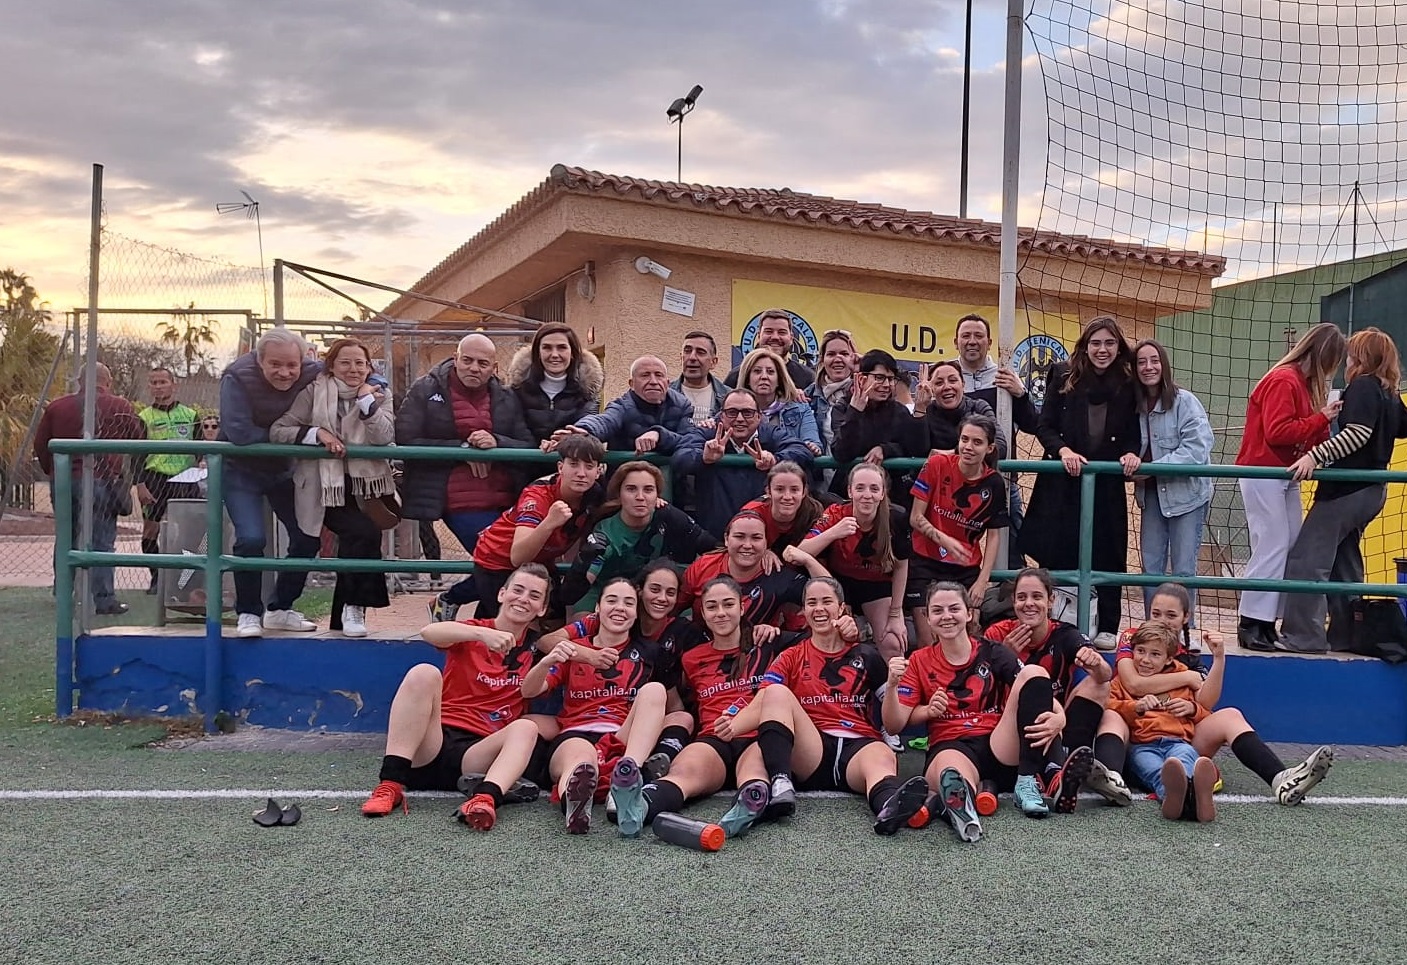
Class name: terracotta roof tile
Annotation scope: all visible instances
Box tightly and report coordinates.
[395,164,1225,310]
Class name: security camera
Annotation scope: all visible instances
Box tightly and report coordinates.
[634,256,672,280]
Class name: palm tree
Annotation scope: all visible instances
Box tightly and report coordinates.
[0,269,62,499]
[156,304,220,377]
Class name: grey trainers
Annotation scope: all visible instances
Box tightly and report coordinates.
[1273,745,1334,806]
[427,593,459,624]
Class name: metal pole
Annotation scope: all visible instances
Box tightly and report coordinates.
[995,0,1024,566]
[273,258,285,327]
[203,454,225,732]
[677,118,684,182]
[959,0,973,219]
[79,163,103,630]
[53,455,76,718]
[1076,471,1095,633]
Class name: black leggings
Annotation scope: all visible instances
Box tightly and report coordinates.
[322,496,388,624]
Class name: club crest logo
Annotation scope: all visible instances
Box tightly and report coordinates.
[1011,334,1070,407]
[738,310,820,366]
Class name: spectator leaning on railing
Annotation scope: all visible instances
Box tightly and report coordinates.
[271,338,396,639]
[504,322,604,450]
[396,333,536,624]
[218,328,322,638]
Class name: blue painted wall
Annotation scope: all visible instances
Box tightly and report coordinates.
[74,633,1407,745]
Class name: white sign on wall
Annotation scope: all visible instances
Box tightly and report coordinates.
[662,287,696,318]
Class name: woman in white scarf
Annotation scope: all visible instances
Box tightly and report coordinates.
[272,338,396,637]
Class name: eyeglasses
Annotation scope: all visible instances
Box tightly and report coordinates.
[863,373,897,384]
[721,407,760,419]
[202,422,220,429]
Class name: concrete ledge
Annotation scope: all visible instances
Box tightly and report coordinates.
[72,630,1407,745]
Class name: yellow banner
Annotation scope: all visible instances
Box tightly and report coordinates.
[731,279,1083,404]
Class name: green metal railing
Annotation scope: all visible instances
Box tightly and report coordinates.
[48,438,1407,728]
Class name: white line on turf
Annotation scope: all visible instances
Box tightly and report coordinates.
[0,789,1405,806]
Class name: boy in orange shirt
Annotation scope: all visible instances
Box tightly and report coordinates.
[1108,623,1217,822]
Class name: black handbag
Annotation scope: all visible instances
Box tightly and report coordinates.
[1327,598,1407,664]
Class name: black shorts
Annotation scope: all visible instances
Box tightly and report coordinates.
[548,727,617,759]
[903,556,981,609]
[694,735,758,789]
[404,724,484,791]
[136,468,200,522]
[925,733,1017,793]
[836,576,895,609]
[796,734,880,793]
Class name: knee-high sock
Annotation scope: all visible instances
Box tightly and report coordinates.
[1016,676,1055,775]
[653,725,692,762]
[642,779,687,823]
[756,721,795,779]
[866,776,902,816]
[1094,732,1127,771]
[1232,732,1286,785]
[1063,696,1103,751]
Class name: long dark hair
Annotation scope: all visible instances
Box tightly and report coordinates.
[528,322,582,386]
[1133,338,1180,413]
[700,574,756,657]
[1063,316,1135,393]
[763,461,824,538]
[846,462,895,573]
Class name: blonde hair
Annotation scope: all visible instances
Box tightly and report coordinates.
[1265,323,1346,409]
[738,347,803,403]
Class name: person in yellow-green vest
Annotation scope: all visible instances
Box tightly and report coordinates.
[136,367,201,593]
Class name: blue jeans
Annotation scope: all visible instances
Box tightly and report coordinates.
[1141,485,1209,619]
[223,467,322,616]
[1128,737,1200,800]
[54,477,121,607]
[442,509,500,605]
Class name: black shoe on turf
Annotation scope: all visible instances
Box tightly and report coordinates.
[457,773,540,804]
[765,773,797,820]
[873,776,930,836]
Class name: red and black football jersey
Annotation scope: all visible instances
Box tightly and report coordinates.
[985,618,1086,703]
[740,498,810,553]
[909,452,1009,566]
[678,630,806,737]
[439,618,541,737]
[805,501,912,583]
[544,633,664,731]
[564,613,701,692]
[895,636,1022,743]
[678,550,811,629]
[471,474,593,571]
[761,639,887,739]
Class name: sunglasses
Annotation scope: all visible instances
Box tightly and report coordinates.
[202,422,220,429]
[821,328,853,341]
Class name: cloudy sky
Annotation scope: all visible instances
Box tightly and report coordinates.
[2,0,1405,321]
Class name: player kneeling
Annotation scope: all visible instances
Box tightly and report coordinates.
[361,564,552,830]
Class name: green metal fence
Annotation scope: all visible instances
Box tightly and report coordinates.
[47,439,1407,728]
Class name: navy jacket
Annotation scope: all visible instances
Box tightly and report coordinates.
[575,389,695,453]
[672,423,814,539]
[219,352,320,477]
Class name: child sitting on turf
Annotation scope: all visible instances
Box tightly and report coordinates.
[1108,623,1217,823]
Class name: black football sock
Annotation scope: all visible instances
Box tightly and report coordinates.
[1094,733,1127,771]
[653,726,692,762]
[756,721,796,779]
[867,776,902,816]
[378,754,412,785]
[642,779,687,823]
[471,781,504,807]
[1232,732,1286,785]
[1063,696,1103,751]
[1016,676,1055,775]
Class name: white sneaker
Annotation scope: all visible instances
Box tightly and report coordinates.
[1091,631,1119,652]
[263,609,317,632]
[1273,745,1334,806]
[341,605,367,637]
[883,730,905,753]
[1085,758,1133,807]
[236,613,263,638]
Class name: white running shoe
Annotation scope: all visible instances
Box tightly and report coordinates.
[236,613,263,638]
[341,605,367,637]
[1273,745,1334,806]
[1091,631,1119,652]
[264,609,317,632]
[883,730,906,753]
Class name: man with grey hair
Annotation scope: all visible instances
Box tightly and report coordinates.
[561,355,694,454]
[396,332,535,622]
[219,327,323,638]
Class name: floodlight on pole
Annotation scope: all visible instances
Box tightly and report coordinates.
[666,84,703,182]
[216,190,269,318]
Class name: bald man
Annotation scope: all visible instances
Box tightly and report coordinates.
[396,333,535,622]
[563,355,695,455]
[35,363,147,615]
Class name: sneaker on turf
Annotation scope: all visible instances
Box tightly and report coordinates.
[456,793,496,830]
[883,730,905,754]
[1046,745,1094,814]
[1085,758,1134,807]
[361,780,407,817]
[718,779,770,838]
[564,762,597,834]
[641,751,672,784]
[236,613,263,638]
[873,776,929,836]
[612,757,646,838]
[1273,745,1334,806]
[765,773,797,820]
[341,605,368,638]
[263,609,316,632]
[1013,774,1049,818]
[1091,631,1119,652]
[427,593,458,624]
[1160,758,1189,821]
[938,767,982,843]
[456,772,541,805]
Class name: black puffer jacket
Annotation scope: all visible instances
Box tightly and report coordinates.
[504,345,605,445]
[393,359,535,520]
